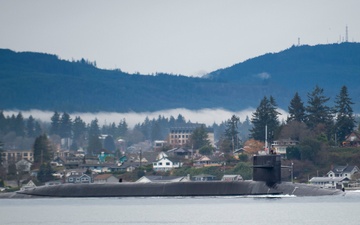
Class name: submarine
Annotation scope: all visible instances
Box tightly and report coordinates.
[18,155,341,198]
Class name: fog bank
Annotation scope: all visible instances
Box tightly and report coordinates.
[3,108,289,128]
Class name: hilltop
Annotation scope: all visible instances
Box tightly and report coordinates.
[0,42,360,112]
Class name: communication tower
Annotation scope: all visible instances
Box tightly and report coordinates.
[345,25,348,42]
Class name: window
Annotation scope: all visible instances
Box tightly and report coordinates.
[159,163,162,166]
[23,153,28,156]
[166,162,170,166]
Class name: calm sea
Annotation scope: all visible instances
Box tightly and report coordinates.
[1,191,360,225]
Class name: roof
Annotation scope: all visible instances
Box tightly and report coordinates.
[329,165,359,174]
[94,174,117,180]
[136,176,188,183]
[192,174,216,178]
[309,177,350,182]
[344,132,360,142]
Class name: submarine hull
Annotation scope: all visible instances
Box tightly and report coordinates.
[19,181,341,198]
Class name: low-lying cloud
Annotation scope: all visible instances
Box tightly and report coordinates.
[255,72,271,80]
[3,108,289,128]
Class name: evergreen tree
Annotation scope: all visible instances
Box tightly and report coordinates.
[0,141,3,166]
[37,163,54,183]
[59,112,72,138]
[73,116,86,141]
[287,92,306,123]
[103,135,116,152]
[250,96,280,142]
[334,86,356,144]
[33,134,53,166]
[14,112,25,136]
[151,120,162,141]
[88,135,102,155]
[117,119,128,138]
[224,115,240,152]
[190,125,210,149]
[50,111,61,136]
[305,85,332,130]
[34,121,42,137]
[26,115,35,138]
[88,119,101,155]
[0,111,7,133]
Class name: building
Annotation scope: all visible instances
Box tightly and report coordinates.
[193,155,223,168]
[309,165,359,188]
[168,124,215,147]
[15,159,33,173]
[192,174,217,181]
[342,132,360,147]
[221,175,243,181]
[93,174,119,183]
[66,171,92,183]
[152,157,182,171]
[271,138,299,156]
[327,165,359,179]
[1,149,33,166]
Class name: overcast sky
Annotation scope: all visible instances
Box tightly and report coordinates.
[1,0,359,76]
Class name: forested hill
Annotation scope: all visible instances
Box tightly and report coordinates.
[1,42,360,113]
[206,43,360,111]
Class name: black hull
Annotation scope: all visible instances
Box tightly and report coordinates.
[18,181,340,198]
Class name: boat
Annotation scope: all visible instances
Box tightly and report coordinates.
[15,155,341,198]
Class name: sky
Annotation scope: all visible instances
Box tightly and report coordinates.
[1,0,360,77]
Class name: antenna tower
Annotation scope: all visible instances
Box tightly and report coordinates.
[345,25,348,42]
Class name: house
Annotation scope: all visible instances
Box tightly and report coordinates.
[66,171,92,183]
[327,165,359,179]
[15,159,33,173]
[192,174,217,181]
[93,174,119,184]
[309,177,350,188]
[97,149,115,163]
[79,163,112,173]
[221,175,243,181]
[342,132,360,147]
[153,157,182,171]
[20,180,36,191]
[193,156,223,168]
[271,138,299,156]
[136,175,190,183]
[167,147,193,158]
[309,165,359,188]
[153,140,167,151]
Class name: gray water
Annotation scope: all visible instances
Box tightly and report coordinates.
[1,192,360,225]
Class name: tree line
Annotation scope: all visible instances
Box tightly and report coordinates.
[245,85,358,165]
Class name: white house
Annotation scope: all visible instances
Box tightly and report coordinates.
[309,165,359,188]
[327,165,359,179]
[15,159,33,173]
[153,157,182,171]
[66,172,92,183]
[271,138,299,156]
[309,177,350,188]
[20,180,36,191]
